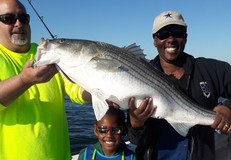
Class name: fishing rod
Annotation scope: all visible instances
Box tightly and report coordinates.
[27,0,56,39]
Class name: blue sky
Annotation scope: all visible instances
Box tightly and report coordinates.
[20,0,231,63]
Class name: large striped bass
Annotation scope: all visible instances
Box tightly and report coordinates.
[34,38,216,137]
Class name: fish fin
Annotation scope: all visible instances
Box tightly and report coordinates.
[123,43,146,59]
[91,89,110,120]
[92,58,122,72]
[92,44,148,72]
[167,121,195,137]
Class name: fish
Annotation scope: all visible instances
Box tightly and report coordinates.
[33,38,216,137]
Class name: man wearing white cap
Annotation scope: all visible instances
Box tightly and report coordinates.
[127,10,231,160]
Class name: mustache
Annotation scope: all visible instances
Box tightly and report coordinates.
[12,27,25,34]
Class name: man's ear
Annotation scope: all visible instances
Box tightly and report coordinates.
[154,38,157,47]
[185,33,188,43]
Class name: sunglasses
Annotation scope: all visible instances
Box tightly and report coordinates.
[96,126,122,135]
[0,13,30,25]
[155,29,186,40]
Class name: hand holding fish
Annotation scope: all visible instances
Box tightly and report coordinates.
[128,97,156,129]
[0,60,58,106]
[212,105,231,133]
[20,60,58,85]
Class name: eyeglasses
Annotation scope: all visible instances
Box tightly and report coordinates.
[0,13,30,25]
[96,126,122,135]
[155,29,186,40]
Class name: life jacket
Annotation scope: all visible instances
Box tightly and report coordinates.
[83,145,134,160]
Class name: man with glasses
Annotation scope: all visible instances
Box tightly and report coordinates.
[127,10,231,160]
[0,0,91,159]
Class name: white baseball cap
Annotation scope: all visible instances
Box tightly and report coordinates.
[152,10,187,34]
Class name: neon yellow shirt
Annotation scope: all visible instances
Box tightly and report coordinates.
[0,43,88,160]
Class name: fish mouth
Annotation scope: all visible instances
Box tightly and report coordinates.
[33,38,48,67]
[33,38,59,67]
[38,38,49,55]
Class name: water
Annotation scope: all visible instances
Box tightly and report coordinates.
[65,96,97,155]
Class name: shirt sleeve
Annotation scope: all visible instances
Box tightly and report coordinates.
[77,148,85,160]
[221,61,231,97]
[127,113,151,145]
[222,99,231,110]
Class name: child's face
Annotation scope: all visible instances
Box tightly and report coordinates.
[94,114,123,156]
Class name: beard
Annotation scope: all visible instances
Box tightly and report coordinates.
[11,36,28,45]
[10,27,30,46]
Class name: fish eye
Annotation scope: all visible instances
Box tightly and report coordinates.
[59,39,65,43]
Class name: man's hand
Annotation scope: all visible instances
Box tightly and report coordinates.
[128,97,156,129]
[0,60,58,106]
[212,105,231,133]
[19,60,58,85]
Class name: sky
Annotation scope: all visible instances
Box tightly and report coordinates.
[20,0,231,63]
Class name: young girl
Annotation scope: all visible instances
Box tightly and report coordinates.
[78,106,136,160]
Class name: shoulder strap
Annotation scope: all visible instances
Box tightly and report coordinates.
[84,145,95,160]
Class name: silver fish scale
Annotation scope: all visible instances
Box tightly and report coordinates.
[96,41,215,118]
